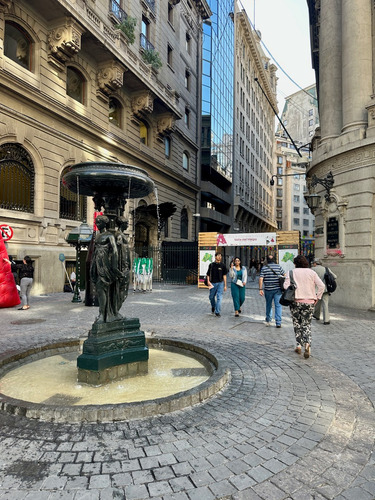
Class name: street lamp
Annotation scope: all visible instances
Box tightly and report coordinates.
[304,171,335,213]
[66,222,93,303]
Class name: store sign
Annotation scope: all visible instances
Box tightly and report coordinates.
[0,224,14,241]
[217,233,277,247]
[327,217,339,248]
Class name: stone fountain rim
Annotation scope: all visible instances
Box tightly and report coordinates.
[0,338,231,423]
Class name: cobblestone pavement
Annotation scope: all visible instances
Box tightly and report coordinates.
[1,281,375,500]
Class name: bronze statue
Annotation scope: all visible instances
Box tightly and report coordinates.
[90,215,124,323]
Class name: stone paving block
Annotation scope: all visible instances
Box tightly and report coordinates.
[102,461,123,474]
[171,462,194,476]
[187,486,215,500]
[128,448,146,460]
[208,479,237,497]
[189,471,214,488]
[121,460,141,472]
[253,480,288,500]
[0,492,28,500]
[47,491,79,499]
[153,466,175,481]
[64,476,89,489]
[132,470,153,485]
[169,475,194,493]
[82,463,102,475]
[262,457,287,474]
[140,457,160,470]
[124,484,150,500]
[111,472,133,488]
[41,475,67,490]
[99,487,126,499]
[164,493,190,500]
[78,490,100,500]
[188,457,212,472]
[61,463,82,476]
[147,480,173,497]
[207,464,232,482]
[247,465,274,483]
[88,475,111,489]
[24,492,50,500]
[242,453,263,468]
[158,453,177,467]
[75,452,94,463]
[232,488,262,500]
[228,472,255,491]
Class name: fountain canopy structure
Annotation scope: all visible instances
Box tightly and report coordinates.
[63,162,155,385]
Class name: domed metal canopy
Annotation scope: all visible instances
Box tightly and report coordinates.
[62,162,155,199]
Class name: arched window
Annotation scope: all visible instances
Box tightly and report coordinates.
[66,66,85,104]
[60,166,87,221]
[140,120,149,145]
[182,151,189,170]
[180,208,188,239]
[0,143,34,213]
[4,21,33,71]
[109,98,122,127]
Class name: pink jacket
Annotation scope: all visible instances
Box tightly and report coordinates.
[284,268,325,303]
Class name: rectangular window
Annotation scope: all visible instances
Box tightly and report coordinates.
[168,2,173,24]
[185,70,190,90]
[294,184,300,191]
[303,230,309,237]
[167,45,173,66]
[294,195,300,202]
[277,210,282,218]
[293,218,300,225]
[277,189,283,197]
[277,167,283,175]
[303,207,309,215]
[303,219,309,226]
[277,156,283,164]
[309,119,313,127]
[309,109,313,116]
[277,178,283,186]
[186,33,191,54]
[184,108,190,127]
[276,199,282,208]
[293,206,300,213]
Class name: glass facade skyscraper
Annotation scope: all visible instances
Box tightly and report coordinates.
[200,0,234,232]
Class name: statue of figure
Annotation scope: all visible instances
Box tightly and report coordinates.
[114,216,131,313]
[90,215,123,323]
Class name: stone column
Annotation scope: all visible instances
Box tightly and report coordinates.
[319,0,342,142]
[342,0,372,134]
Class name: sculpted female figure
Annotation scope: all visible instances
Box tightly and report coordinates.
[90,215,123,323]
[115,216,131,312]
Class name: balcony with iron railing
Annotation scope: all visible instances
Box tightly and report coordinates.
[140,33,155,51]
[110,0,128,22]
[141,0,156,13]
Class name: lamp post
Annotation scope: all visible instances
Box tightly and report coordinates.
[304,171,335,213]
[66,222,93,303]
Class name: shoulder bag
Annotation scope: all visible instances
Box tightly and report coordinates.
[279,270,297,306]
[265,264,285,290]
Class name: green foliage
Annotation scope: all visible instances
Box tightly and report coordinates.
[115,16,137,45]
[282,252,295,263]
[141,48,162,70]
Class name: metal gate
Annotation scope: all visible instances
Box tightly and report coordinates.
[133,241,198,285]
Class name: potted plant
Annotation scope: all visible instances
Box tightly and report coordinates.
[141,48,162,71]
[115,16,137,45]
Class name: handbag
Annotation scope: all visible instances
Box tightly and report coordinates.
[279,270,297,306]
[235,279,244,287]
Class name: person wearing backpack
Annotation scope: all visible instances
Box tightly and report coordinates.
[312,258,337,325]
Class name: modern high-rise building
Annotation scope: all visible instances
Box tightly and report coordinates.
[0,0,210,293]
[199,0,234,233]
[306,0,375,309]
[233,9,277,235]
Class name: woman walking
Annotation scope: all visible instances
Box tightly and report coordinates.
[229,257,247,317]
[283,255,325,358]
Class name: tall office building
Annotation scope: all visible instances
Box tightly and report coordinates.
[233,9,277,235]
[199,0,234,233]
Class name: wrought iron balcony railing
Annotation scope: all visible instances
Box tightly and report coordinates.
[140,33,155,51]
[144,0,155,12]
[110,0,128,22]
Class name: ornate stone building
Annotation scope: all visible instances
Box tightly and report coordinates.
[0,0,210,293]
[233,9,277,236]
[306,0,375,309]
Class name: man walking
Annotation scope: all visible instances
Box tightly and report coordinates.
[259,254,284,328]
[206,252,227,317]
[312,258,337,325]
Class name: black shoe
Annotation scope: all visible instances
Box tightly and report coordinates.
[211,306,215,313]
[323,321,330,325]
[313,316,319,321]
[276,325,281,328]
[215,313,221,317]
[238,309,241,314]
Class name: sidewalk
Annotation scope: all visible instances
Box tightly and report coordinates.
[0,282,375,499]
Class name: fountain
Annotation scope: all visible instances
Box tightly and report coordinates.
[62,162,155,385]
[0,162,230,423]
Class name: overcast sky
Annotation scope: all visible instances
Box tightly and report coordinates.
[239,0,316,112]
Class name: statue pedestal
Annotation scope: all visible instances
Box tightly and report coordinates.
[77,318,149,385]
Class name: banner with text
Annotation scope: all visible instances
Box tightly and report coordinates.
[217,233,277,247]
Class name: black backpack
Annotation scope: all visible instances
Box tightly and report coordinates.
[324,267,337,294]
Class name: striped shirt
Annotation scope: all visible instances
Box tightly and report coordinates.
[259,263,284,291]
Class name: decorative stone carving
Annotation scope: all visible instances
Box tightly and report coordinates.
[48,18,85,71]
[0,0,12,10]
[157,113,175,139]
[131,91,154,119]
[97,60,126,98]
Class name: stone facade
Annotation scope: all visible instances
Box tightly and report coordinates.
[0,0,210,294]
[307,0,375,309]
[233,9,277,234]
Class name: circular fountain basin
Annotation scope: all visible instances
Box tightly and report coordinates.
[62,162,155,198]
[0,338,230,423]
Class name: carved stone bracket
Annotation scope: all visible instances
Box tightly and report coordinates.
[48,18,85,71]
[157,113,176,140]
[96,60,127,99]
[0,0,12,10]
[131,91,154,120]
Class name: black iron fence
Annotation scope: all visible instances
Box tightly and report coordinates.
[133,241,198,285]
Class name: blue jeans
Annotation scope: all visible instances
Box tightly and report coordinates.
[209,281,224,314]
[264,289,282,325]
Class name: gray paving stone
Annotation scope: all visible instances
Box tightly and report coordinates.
[111,472,132,488]
[89,475,111,489]
[187,486,215,500]
[124,484,150,500]
[147,480,173,497]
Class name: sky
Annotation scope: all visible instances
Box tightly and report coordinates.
[239,0,316,113]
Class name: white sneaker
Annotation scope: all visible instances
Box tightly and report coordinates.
[263,321,271,327]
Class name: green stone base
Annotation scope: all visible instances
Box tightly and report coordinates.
[77,317,149,384]
[77,360,148,386]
